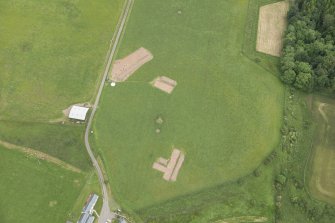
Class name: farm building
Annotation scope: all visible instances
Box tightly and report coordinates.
[69,105,89,121]
[119,218,128,223]
[78,194,99,223]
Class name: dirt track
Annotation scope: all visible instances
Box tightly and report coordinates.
[84,0,133,222]
[309,102,335,204]
[0,139,82,173]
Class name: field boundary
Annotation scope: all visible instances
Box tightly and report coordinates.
[89,0,130,104]
[0,139,82,173]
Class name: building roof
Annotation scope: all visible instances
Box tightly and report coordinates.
[86,216,95,223]
[83,194,99,213]
[78,212,90,223]
[69,106,89,121]
[119,218,128,223]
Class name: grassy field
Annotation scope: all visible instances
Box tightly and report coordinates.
[137,163,275,223]
[308,97,335,205]
[0,145,86,223]
[0,120,91,171]
[0,0,124,121]
[268,87,335,223]
[0,0,125,221]
[92,0,284,215]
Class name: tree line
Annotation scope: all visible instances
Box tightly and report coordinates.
[280,0,335,92]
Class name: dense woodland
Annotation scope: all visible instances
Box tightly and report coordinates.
[280,0,335,92]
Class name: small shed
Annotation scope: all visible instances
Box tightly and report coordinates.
[69,106,89,121]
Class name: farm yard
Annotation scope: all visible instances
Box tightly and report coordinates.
[92,0,284,218]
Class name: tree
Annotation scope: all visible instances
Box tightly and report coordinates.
[282,69,297,84]
[280,0,335,92]
[294,72,313,90]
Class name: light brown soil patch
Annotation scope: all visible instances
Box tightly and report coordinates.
[0,139,82,173]
[110,47,153,82]
[256,1,289,56]
[151,76,177,94]
[152,148,185,182]
[170,153,184,182]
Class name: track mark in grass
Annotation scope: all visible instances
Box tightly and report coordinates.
[0,139,82,173]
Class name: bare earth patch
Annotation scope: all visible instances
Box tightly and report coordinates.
[153,148,185,182]
[151,76,177,94]
[110,47,153,82]
[256,1,289,56]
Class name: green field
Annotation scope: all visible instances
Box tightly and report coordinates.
[92,0,284,214]
[0,0,125,221]
[0,146,86,223]
[0,0,123,121]
[309,97,335,205]
[0,120,91,171]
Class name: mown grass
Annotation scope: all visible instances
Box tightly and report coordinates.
[308,97,335,205]
[92,0,284,216]
[0,146,86,223]
[0,0,124,121]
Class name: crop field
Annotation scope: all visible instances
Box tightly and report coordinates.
[0,0,123,121]
[92,0,284,215]
[309,97,335,205]
[0,146,86,223]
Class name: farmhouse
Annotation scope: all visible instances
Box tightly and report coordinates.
[69,106,89,121]
[78,194,99,223]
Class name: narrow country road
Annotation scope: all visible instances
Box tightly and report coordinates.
[84,0,133,222]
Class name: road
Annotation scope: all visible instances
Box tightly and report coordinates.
[84,0,133,222]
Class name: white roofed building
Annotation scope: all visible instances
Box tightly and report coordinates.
[69,106,89,121]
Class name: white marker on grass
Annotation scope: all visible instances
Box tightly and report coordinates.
[111,82,116,87]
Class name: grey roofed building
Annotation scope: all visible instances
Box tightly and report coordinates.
[78,212,90,223]
[82,194,99,214]
[69,106,89,121]
[78,194,99,223]
[86,216,95,223]
[119,218,128,223]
